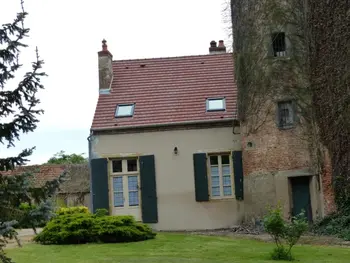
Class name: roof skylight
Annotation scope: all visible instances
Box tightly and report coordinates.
[206,98,226,111]
[115,103,135,117]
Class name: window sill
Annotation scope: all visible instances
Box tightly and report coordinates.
[266,56,291,62]
[209,196,236,201]
[278,125,296,131]
[113,205,139,209]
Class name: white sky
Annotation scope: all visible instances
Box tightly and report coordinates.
[0,0,231,165]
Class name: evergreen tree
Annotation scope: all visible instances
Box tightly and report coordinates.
[0,1,65,262]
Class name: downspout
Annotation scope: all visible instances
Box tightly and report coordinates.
[87,130,94,212]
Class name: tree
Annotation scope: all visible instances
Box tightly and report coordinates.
[46,150,87,165]
[0,1,64,262]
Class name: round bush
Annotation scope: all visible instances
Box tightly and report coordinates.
[34,209,156,245]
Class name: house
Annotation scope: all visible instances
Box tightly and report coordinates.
[2,164,91,209]
[89,39,331,231]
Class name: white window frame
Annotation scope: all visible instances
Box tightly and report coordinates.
[115,103,135,117]
[207,153,234,199]
[110,158,140,208]
[206,97,226,112]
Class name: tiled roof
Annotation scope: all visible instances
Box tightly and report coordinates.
[1,165,65,188]
[1,164,90,193]
[91,53,237,130]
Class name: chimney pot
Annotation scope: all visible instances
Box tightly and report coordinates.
[102,39,108,51]
[209,40,226,54]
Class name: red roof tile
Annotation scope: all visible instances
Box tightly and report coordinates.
[1,165,65,188]
[91,53,237,130]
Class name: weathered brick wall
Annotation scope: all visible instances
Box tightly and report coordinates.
[321,150,336,215]
[242,114,311,175]
[241,109,335,218]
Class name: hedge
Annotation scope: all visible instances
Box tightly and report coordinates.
[34,207,156,244]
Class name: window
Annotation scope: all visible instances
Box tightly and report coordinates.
[208,154,233,198]
[277,100,295,129]
[115,103,135,117]
[113,177,124,207]
[272,32,286,57]
[206,98,226,111]
[111,158,139,207]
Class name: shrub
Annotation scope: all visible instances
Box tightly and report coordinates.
[94,208,109,217]
[311,212,350,240]
[263,205,308,261]
[56,206,89,215]
[15,202,52,229]
[34,209,156,245]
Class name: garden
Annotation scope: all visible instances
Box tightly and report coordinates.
[4,205,350,263]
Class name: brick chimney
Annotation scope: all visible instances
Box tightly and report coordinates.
[98,39,113,93]
[209,40,226,54]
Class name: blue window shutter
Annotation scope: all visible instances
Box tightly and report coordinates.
[232,151,244,200]
[90,158,109,213]
[193,153,209,202]
[140,155,158,223]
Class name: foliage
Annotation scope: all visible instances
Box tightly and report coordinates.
[56,206,89,216]
[34,210,156,245]
[94,208,109,217]
[263,205,308,261]
[311,212,350,241]
[0,1,64,262]
[307,0,350,211]
[46,151,87,165]
[15,201,54,230]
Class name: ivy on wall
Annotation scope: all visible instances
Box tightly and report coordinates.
[230,0,350,210]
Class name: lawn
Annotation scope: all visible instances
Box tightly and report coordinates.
[6,233,350,263]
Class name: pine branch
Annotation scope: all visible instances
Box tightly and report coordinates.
[0,48,45,148]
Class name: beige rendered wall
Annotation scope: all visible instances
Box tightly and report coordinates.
[91,127,243,231]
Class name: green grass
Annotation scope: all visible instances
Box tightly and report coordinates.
[6,233,350,263]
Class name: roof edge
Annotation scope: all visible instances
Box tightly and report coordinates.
[112,52,233,63]
[91,118,236,132]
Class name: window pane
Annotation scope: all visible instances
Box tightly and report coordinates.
[211,186,220,197]
[222,165,230,175]
[223,186,232,196]
[128,176,138,191]
[210,166,219,176]
[211,176,220,187]
[127,159,137,172]
[129,191,139,206]
[279,101,293,127]
[116,104,134,117]
[210,155,218,165]
[208,99,225,110]
[112,160,122,173]
[222,155,230,165]
[113,177,123,192]
[222,175,231,186]
[114,192,124,207]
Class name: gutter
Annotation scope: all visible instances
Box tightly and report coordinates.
[91,118,236,132]
[87,130,94,212]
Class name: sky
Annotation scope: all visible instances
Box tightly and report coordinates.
[0,0,231,165]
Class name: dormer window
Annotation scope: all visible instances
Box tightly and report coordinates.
[115,103,135,117]
[206,98,226,111]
